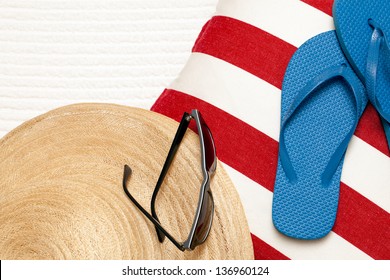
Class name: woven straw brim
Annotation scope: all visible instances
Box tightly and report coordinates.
[0,103,253,260]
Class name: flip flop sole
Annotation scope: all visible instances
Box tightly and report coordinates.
[272,31,367,239]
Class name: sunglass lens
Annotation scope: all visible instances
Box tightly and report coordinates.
[198,114,216,174]
[191,191,214,249]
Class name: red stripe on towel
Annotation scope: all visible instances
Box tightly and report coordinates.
[335,183,390,260]
[151,89,390,259]
[192,16,389,157]
[301,0,334,16]
[251,234,290,260]
[193,16,296,90]
[355,104,390,156]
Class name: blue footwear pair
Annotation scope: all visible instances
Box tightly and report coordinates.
[272,0,389,239]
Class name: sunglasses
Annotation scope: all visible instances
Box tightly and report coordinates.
[122,109,217,251]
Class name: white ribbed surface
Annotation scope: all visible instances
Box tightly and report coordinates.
[0,0,217,137]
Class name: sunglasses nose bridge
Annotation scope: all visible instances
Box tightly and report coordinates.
[209,154,217,175]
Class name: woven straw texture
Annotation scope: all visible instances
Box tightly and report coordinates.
[0,103,253,260]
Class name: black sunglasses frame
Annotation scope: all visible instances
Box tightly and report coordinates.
[123,109,216,251]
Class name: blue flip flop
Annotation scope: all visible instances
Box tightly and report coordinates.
[272,31,367,239]
[333,0,390,149]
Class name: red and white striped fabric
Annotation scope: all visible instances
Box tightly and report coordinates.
[151,0,390,259]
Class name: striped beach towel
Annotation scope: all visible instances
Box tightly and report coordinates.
[151,0,390,259]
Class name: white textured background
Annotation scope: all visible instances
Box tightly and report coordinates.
[0,0,217,138]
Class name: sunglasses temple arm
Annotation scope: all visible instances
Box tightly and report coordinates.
[123,166,185,251]
[150,112,191,242]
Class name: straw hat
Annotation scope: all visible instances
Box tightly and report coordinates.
[0,103,253,260]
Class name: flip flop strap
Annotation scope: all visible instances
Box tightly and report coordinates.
[279,64,362,186]
[366,19,390,123]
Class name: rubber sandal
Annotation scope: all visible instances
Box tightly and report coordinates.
[333,0,390,149]
[272,31,367,239]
